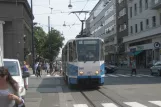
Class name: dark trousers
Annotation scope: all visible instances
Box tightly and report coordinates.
[36,70,41,77]
[131,68,136,75]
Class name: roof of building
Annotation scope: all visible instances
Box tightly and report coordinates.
[0,0,34,19]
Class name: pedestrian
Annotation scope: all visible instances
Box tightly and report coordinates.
[46,62,50,75]
[131,60,137,76]
[36,64,41,78]
[49,62,54,75]
[34,62,39,76]
[0,66,25,107]
[22,61,29,90]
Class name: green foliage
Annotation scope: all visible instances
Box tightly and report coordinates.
[34,26,64,61]
[43,28,65,61]
[34,26,46,57]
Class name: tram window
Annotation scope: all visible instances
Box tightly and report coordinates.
[65,46,67,61]
[69,42,73,61]
[73,41,77,61]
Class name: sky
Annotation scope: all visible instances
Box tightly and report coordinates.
[27,0,99,57]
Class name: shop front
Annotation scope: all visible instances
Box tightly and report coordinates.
[127,43,153,68]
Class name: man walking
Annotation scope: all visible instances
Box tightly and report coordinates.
[131,60,137,76]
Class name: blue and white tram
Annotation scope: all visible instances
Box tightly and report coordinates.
[62,37,105,86]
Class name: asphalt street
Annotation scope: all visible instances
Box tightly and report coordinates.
[25,70,161,107]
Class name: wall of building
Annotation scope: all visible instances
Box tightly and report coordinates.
[124,0,161,43]
[0,1,32,63]
[0,21,5,66]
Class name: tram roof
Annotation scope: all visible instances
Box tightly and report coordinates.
[67,37,103,43]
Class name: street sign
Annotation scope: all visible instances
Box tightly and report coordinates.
[154,42,160,48]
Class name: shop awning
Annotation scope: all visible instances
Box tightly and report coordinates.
[127,50,143,56]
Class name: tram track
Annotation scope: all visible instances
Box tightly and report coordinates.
[80,87,124,107]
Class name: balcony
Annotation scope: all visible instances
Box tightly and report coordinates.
[151,0,161,9]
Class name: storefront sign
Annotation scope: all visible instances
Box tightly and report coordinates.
[136,46,144,50]
[130,48,136,52]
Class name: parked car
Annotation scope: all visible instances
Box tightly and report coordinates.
[105,64,118,74]
[3,58,30,99]
[150,61,161,76]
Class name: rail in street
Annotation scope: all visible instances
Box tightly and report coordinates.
[26,70,161,107]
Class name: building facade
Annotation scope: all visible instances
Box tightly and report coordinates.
[0,0,33,64]
[0,21,5,66]
[116,0,128,63]
[123,0,161,68]
[86,0,117,63]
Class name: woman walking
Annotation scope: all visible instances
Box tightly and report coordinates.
[0,66,25,107]
[22,61,29,90]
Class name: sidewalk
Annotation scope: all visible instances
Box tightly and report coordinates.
[28,68,62,77]
[117,66,150,72]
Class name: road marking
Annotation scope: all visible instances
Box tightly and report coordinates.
[124,102,147,107]
[117,74,130,77]
[149,101,161,106]
[102,103,118,107]
[138,74,154,77]
[73,104,88,107]
[107,74,119,77]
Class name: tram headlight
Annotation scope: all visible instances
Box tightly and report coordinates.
[79,71,84,75]
[95,71,99,75]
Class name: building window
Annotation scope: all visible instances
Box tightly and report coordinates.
[118,0,123,4]
[119,8,126,18]
[145,0,148,9]
[139,0,142,13]
[130,7,132,18]
[152,16,156,27]
[130,26,133,34]
[134,4,137,16]
[146,19,149,28]
[119,23,126,32]
[140,21,143,31]
[135,24,137,33]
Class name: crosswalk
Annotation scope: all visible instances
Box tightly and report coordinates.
[73,100,161,107]
[31,73,156,78]
[105,74,155,78]
[30,74,63,77]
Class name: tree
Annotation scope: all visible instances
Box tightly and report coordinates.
[33,26,46,60]
[43,28,65,61]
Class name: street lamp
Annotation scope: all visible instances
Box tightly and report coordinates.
[68,0,72,9]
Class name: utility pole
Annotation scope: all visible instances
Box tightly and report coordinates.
[31,0,35,74]
[115,0,119,66]
[48,16,50,33]
[48,7,53,33]
[69,11,89,37]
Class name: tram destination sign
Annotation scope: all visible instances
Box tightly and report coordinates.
[78,40,98,44]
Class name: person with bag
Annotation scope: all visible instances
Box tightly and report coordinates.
[22,61,29,90]
[0,66,25,107]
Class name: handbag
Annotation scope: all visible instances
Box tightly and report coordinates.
[22,71,30,78]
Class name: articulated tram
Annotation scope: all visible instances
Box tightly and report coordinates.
[62,37,105,87]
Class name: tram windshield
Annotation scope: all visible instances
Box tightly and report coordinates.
[76,39,99,61]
